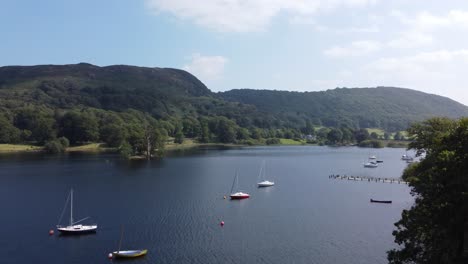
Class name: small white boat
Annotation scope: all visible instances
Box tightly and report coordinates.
[364,162,378,168]
[401,153,413,160]
[56,189,97,234]
[257,161,275,187]
[258,180,275,187]
[369,155,377,159]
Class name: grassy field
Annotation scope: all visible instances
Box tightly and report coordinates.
[279,138,306,145]
[165,138,199,150]
[0,144,43,153]
[66,143,115,153]
[366,128,385,136]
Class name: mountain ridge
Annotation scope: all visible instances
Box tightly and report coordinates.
[1,63,467,132]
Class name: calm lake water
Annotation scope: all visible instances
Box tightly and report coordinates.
[0,146,413,264]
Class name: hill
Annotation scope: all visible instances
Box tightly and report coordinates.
[1,63,467,156]
[219,87,468,131]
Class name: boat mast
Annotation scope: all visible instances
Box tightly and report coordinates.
[118,225,124,253]
[258,161,264,181]
[230,169,238,194]
[70,189,73,226]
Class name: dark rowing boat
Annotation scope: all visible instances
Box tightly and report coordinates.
[370,199,392,204]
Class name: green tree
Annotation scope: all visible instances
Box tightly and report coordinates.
[14,108,56,143]
[394,131,403,140]
[174,125,184,144]
[355,128,370,143]
[199,121,211,143]
[370,132,379,139]
[384,132,390,140]
[236,127,250,140]
[0,115,21,143]
[99,113,126,147]
[214,117,237,143]
[60,111,99,144]
[327,128,343,144]
[388,117,468,264]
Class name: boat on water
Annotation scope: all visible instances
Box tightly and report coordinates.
[363,162,378,168]
[112,226,147,259]
[401,154,413,161]
[113,250,148,258]
[369,155,377,160]
[56,189,97,234]
[370,199,392,204]
[376,160,384,163]
[230,170,250,199]
[230,191,251,199]
[258,181,275,187]
[257,161,275,187]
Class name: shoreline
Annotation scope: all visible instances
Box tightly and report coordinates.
[0,139,409,155]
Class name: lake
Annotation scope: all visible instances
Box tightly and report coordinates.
[0,146,413,264]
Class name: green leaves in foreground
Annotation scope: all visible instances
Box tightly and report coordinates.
[388,117,468,264]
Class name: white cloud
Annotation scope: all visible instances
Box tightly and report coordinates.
[337,49,468,104]
[388,10,468,49]
[183,53,228,82]
[146,0,378,32]
[324,40,381,57]
[387,32,433,49]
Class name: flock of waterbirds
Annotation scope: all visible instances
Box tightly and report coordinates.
[49,161,275,260]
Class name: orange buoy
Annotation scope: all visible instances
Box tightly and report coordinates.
[108,253,113,259]
[49,229,54,236]
[220,221,225,226]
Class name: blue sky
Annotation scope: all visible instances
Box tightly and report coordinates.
[1,0,468,105]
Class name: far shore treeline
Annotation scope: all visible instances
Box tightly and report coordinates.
[1,63,467,158]
[0,105,409,157]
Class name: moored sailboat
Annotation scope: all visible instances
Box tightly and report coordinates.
[230,170,250,199]
[112,226,148,258]
[56,189,97,234]
[257,161,275,187]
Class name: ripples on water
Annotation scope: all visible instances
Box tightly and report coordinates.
[0,146,413,264]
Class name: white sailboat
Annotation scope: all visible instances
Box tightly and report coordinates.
[56,189,97,234]
[257,161,274,187]
[363,161,378,168]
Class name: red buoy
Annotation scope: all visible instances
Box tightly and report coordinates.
[220,221,225,226]
[108,253,113,259]
[49,229,54,236]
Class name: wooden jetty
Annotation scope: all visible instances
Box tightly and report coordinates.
[328,174,408,184]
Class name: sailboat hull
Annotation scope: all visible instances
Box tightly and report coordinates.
[230,192,250,199]
[57,225,97,234]
[113,249,148,258]
[257,182,275,187]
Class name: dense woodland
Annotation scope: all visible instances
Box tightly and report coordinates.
[1,63,467,157]
[388,117,468,264]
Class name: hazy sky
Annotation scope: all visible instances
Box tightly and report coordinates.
[1,0,468,105]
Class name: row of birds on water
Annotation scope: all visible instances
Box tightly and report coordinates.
[329,174,408,184]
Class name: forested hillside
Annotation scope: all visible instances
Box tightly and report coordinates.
[1,63,467,157]
[219,87,468,131]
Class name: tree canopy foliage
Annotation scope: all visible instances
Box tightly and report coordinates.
[220,88,468,131]
[388,117,468,264]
